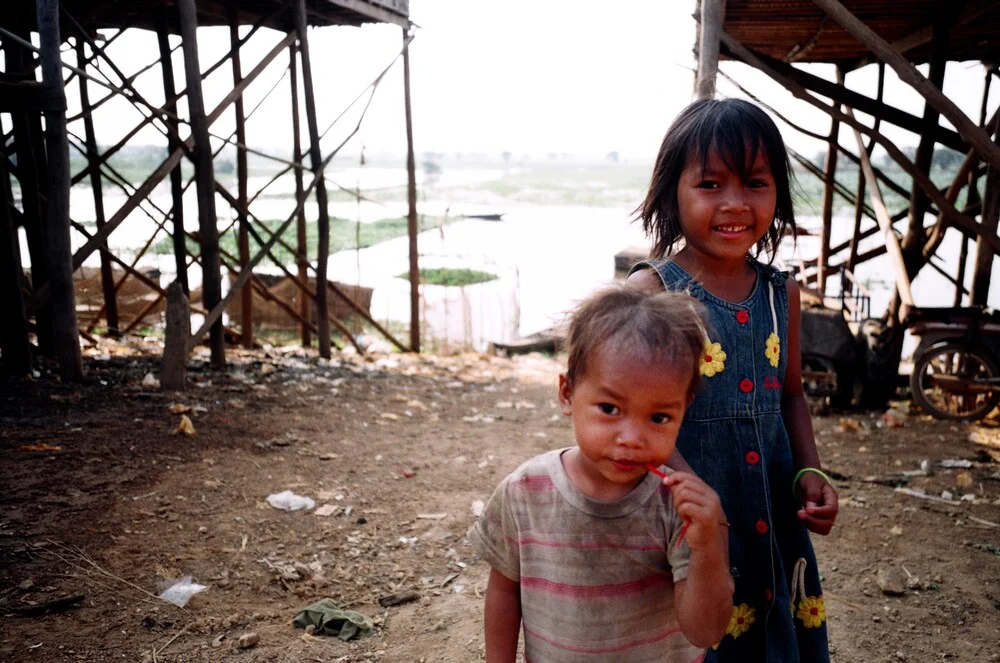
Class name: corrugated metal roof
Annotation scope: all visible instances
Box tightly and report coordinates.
[713,0,1000,65]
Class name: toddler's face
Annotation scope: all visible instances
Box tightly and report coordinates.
[558,347,691,501]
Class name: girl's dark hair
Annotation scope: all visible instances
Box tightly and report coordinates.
[636,98,796,261]
[565,286,706,398]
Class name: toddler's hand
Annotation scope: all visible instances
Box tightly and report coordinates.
[796,473,838,535]
[664,472,727,553]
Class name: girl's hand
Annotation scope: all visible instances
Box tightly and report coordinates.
[664,472,727,552]
[795,473,839,535]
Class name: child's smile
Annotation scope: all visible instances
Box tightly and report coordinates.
[558,347,691,502]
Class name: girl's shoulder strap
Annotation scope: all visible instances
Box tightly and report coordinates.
[752,258,790,288]
[627,257,699,292]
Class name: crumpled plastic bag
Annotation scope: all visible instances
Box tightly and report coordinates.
[157,576,208,607]
[292,598,373,641]
[266,490,315,511]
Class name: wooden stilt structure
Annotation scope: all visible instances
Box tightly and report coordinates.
[289,42,311,348]
[403,27,420,353]
[156,18,189,295]
[230,8,252,348]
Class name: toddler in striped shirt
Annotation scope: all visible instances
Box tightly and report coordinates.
[470,286,733,662]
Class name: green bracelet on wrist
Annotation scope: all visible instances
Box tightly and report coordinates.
[793,467,832,496]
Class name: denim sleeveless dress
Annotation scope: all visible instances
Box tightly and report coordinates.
[630,258,830,663]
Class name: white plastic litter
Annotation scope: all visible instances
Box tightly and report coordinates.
[266,490,315,511]
[939,459,973,468]
[157,576,208,607]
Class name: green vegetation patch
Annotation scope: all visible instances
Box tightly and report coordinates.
[400,267,498,287]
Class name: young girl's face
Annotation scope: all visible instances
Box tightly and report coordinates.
[676,145,777,266]
[558,346,691,502]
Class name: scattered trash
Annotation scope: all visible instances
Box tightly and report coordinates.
[878,409,906,428]
[969,516,1000,528]
[157,576,208,607]
[398,469,416,479]
[471,500,485,518]
[838,418,860,433]
[18,442,61,453]
[378,590,420,607]
[266,491,315,511]
[142,373,160,389]
[440,573,460,588]
[380,412,400,421]
[168,403,191,414]
[174,415,196,437]
[941,490,954,501]
[237,632,259,649]
[893,487,961,505]
[890,525,903,536]
[417,513,447,520]
[314,504,339,517]
[292,598,373,641]
[955,471,974,488]
[10,594,84,616]
[939,459,973,469]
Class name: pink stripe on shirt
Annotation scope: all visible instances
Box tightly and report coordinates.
[524,624,683,654]
[521,573,668,598]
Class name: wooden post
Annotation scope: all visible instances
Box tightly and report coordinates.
[162,281,190,391]
[403,27,420,352]
[294,1,333,358]
[37,0,83,380]
[289,41,311,347]
[0,153,31,377]
[157,18,189,295]
[810,0,1000,171]
[178,0,225,368]
[817,66,842,298]
[958,68,993,306]
[695,0,725,100]
[905,14,949,261]
[970,121,1000,306]
[75,38,119,338]
[230,9,252,348]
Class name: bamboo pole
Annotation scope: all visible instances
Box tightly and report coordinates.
[810,0,1000,171]
[403,27,420,353]
[230,9,252,348]
[293,2,333,359]
[719,32,1000,255]
[970,121,1000,305]
[289,42,311,347]
[156,19,189,295]
[817,67,843,297]
[37,0,82,380]
[75,38,120,338]
[695,0,725,100]
[178,0,224,368]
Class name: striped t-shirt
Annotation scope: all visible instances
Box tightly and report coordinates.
[469,448,705,662]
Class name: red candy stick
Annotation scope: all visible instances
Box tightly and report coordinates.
[646,464,690,548]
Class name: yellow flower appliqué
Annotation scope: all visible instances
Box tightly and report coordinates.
[700,341,727,377]
[765,332,780,368]
[796,596,826,628]
[726,603,756,638]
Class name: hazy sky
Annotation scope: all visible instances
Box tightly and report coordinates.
[59,0,999,162]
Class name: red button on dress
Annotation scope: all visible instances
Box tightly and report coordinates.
[755,519,769,535]
[740,378,754,393]
[736,310,749,324]
[745,450,760,465]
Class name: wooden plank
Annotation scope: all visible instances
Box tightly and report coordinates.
[320,0,409,27]
[294,2,333,359]
[811,0,1000,171]
[76,39,120,338]
[403,27,419,352]
[817,66,843,296]
[970,122,1000,306]
[230,9,253,348]
[696,0,725,99]
[0,80,63,112]
[0,152,31,376]
[849,63,884,273]
[37,0,82,379]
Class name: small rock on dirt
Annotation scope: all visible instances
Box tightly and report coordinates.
[237,632,259,649]
[877,568,907,596]
[378,590,420,607]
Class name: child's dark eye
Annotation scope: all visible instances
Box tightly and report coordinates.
[748,179,770,189]
[696,180,719,189]
[651,413,671,424]
[598,403,618,415]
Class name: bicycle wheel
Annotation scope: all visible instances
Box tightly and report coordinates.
[910,342,1000,420]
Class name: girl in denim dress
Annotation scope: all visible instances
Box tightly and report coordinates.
[628,98,839,662]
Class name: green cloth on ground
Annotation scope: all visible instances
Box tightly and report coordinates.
[292,598,374,641]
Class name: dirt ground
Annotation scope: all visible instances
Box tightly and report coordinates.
[2,341,1000,662]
